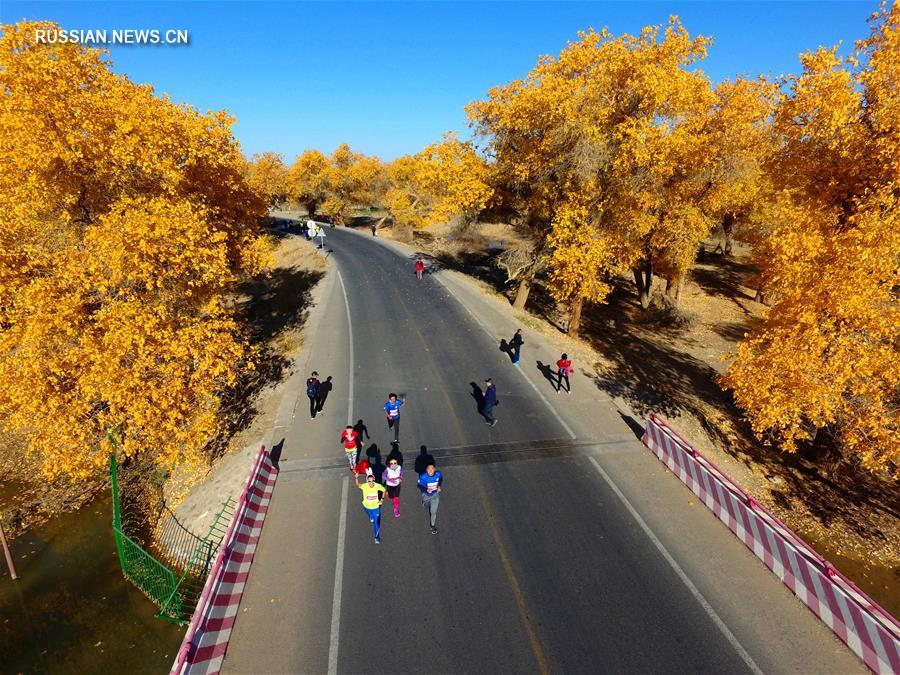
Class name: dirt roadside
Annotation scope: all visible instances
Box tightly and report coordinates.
[166,229,326,536]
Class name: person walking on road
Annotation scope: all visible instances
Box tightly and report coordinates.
[384,393,406,442]
[383,457,404,517]
[417,462,443,534]
[415,258,425,281]
[355,468,386,544]
[306,371,321,420]
[370,221,377,236]
[340,426,360,472]
[556,353,574,394]
[509,329,524,366]
[483,378,498,427]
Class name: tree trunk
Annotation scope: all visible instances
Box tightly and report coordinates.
[722,213,735,257]
[632,257,653,309]
[754,284,771,306]
[567,296,584,337]
[665,273,685,304]
[512,276,532,310]
[305,200,319,218]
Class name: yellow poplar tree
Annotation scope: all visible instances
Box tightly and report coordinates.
[246,151,288,210]
[321,144,384,224]
[286,149,329,216]
[0,22,271,479]
[723,3,900,476]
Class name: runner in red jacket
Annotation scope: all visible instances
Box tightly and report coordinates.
[556,353,574,394]
[415,258,425,281]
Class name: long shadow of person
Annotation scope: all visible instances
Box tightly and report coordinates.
[536,361,559,391]
[386,441,404,467]
[470,382,486,416]
[414,445,435,475]
[370,449,385,484]
[317,376,333,412]
[352,419,369,463]
[499,339,514,363]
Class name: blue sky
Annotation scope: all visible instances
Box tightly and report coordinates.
[2,1,878,161]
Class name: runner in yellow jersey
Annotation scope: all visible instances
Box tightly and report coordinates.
[355,468,386,544]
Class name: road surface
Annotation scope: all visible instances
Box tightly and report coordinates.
[224,226,862,674]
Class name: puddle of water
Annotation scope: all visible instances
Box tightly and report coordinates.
[0,493,184,674]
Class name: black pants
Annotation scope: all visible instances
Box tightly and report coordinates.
[308,395,317,418]
[387,416,400,441]
[558,371,570,392]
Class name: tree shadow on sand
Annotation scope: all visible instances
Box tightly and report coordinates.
[205,266,324,460]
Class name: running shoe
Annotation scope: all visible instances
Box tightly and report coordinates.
[490,419,498,427]
[430,526,437,535]
[375,537,380,544]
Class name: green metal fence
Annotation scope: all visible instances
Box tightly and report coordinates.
[110,452,233,625]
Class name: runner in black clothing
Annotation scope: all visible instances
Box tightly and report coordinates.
[510,329,524,366]
[306,371,321,420]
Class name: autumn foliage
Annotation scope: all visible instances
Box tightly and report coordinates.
[723,4,900,476]
[0,22,272,479]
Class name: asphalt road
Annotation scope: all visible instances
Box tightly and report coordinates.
[224,226,863,674]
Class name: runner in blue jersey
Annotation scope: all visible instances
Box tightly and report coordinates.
[383,393,406,442]
[417,463,443,534]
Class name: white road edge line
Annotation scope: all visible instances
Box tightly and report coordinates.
[336,269,355,427]
[588,457,764,675]
[433,273,576,440]
[328,268,355,675]
[327,477,349,675]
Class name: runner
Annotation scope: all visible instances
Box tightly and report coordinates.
[415,257,425,281]
[483,378,498,427]
[306,371,321,420]
[355,468,386,544]
[340,425,360,471]
[509,329,524,366]
[383,393,406,442]
[370,221,377,236]
[417,462,443,534]
[556,353,574,394]
[383,457,403,517]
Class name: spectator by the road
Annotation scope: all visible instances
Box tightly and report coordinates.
[509,329,524,366]
[483,378,498,427]
[417,462,443,535]
[355,468,386,544]
[383,393,405,442]
[340,426,359,472]
[413,445,434,475]
[383,457,403,517]
[352,419,370,459]
[556,353,574,394]
[317,375,332,413]
[415,258,425,281]
[306,371,321,420]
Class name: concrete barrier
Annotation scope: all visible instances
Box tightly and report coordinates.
[642,413,899,674]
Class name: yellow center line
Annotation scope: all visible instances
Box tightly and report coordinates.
[393,286,552,675]
[471,467,552,675]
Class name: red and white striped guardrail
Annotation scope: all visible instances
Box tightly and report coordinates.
[642,413,900,674]
[170,445,278,675]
